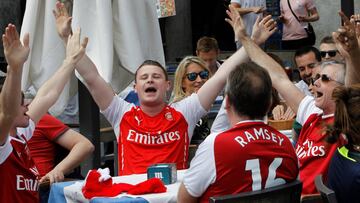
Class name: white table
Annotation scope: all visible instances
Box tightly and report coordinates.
[49,170,186,203]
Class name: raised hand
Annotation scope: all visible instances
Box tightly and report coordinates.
[350,14,360,45]
[2,24,30,68]
[332,12,359,58]
[65,28,88,63]
[251,15,277,45]
[53,1,72,40]
[225,5,247,41]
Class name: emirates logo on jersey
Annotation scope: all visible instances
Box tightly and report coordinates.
[127,129,180,144]
[165,112,173,121]
[296,139,325,159]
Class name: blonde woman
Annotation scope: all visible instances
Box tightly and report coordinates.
[171,56,212,143]
[171,56,212,103]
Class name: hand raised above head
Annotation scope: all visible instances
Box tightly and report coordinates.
[350,14,360,45]
[225,5,247,41]
[332,12,359,58]
[65,28,88,64]
[53,1,72,40]
[251,15,277,45]
[2,24,30,69]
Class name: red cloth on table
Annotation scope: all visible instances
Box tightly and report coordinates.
[82,169,166,199]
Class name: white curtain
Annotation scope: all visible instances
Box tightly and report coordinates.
[20,0,165,116]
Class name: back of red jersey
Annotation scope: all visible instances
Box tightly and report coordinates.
[201,122,299,202]
[118,106,189,175]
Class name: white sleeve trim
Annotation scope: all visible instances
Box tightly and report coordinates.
[296,96,322,125]
[171,94,207,140]
[101,96,134,138]
[211,100,230,133]
[183,132,218,197]
[0,136,12,164]
[17,119,36,141]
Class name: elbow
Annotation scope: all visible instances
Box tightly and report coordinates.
[85,140,95,154]
[312,14,319,21]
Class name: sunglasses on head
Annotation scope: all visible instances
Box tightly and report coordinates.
[186,70,209,81]
[309,73,343,85]
[320,50,337,58]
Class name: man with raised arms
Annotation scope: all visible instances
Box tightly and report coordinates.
[54,1,275,175]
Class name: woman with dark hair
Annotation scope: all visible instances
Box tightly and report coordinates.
[327,83,360,202]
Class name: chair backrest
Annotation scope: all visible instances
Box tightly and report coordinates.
[209,180,302,203]
[314,175,337,203]
[300,194,323,203]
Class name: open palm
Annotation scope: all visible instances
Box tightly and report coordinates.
[53,1,72,40]
[2,24,30,68]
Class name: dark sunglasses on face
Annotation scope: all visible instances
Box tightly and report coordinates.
[320,50,337,58]
[309,73,343,85]
[186,70,209,81]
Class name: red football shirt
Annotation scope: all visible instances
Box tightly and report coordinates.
[0,120,40,202]
[28,114,69,177]
[295,114,336,194]
[183,121,299,203]
[102,94,206,175]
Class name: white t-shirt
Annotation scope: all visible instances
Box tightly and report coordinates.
[210,100,230,133]
[295,80,312,96]
[296,95,322,125]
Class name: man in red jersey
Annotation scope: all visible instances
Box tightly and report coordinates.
[28,113,94,202]
[0,25,87,202]
[235,10,360,195]
[0,24,36,202]
[178,63,299,203]
[53,1,277,175]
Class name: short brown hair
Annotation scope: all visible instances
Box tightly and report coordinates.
[225,62,272,119]
[320,36,334,44]
[135,60,168,82]
[196,36,219,52]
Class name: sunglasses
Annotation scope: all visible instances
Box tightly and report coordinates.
[309,73,343,85]
[320,50,337,58]
[186,70,209,81]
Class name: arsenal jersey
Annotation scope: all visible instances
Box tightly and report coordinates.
[183,121,299,203]
[0,120,40,202]
[296,96,337,194]
[102,94,206,175]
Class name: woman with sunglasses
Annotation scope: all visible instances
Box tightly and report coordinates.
[171,56,212,102]
[171,56,212,144]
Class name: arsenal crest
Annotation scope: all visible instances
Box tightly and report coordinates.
[165,112,173,121]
